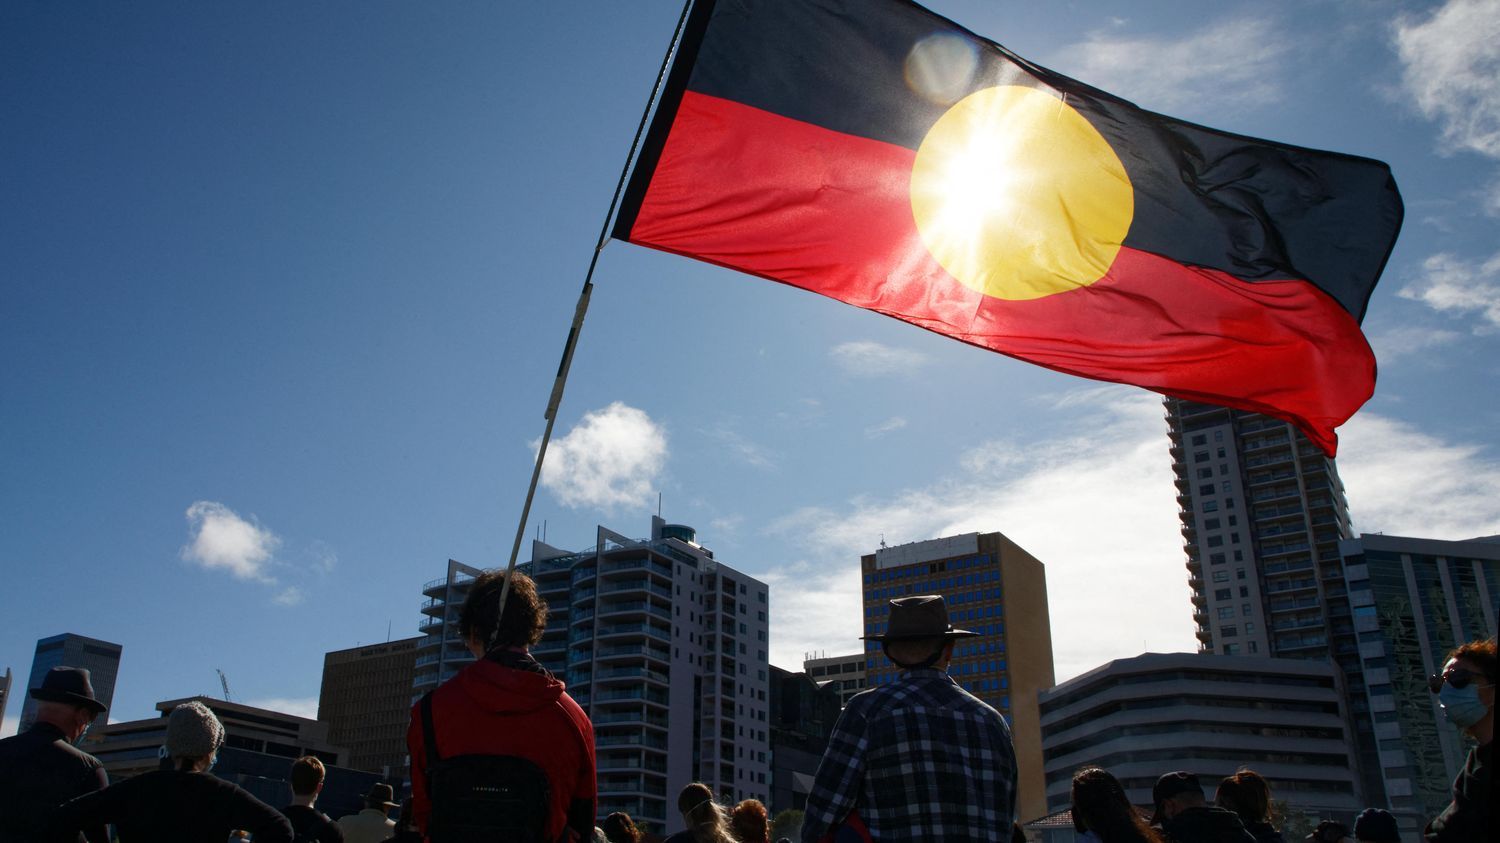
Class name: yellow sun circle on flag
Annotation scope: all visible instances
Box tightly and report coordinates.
[910,85,1134,300]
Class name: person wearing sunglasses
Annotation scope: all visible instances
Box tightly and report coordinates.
[1423,636,1495,842]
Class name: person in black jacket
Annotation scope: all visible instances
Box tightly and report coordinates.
[0,667,109,843]
[279,756,344,843]
[55,699,293,843]
[1150,772,1255,843]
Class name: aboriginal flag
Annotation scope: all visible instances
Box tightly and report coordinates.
[612,0,1403,455]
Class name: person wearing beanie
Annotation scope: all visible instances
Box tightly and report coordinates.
[1351,809,1398,843]
[53,699,293,843]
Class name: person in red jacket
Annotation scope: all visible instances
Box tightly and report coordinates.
[408,568,596,842]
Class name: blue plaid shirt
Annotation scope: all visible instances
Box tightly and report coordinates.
[800,669,1018,843]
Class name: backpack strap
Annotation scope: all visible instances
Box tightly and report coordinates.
[419,691,440,773]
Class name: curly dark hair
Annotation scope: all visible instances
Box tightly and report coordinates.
[1071,767,1163,843]
[459,569,548,651]
[602,811,641,843]
[1447,637,1498,682]
[730,799,769,843]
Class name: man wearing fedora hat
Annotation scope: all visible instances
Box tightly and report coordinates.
[801,595,1018,843]
[0,666,109,843]
[338,783,399,843]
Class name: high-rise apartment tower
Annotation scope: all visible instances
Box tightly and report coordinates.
[415,517,771,833]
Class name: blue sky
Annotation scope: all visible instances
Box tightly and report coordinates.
[4,0,1499,733]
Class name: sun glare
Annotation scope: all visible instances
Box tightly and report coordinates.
[910,85,1134,301]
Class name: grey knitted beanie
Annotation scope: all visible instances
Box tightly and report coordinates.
[165,700,224,758]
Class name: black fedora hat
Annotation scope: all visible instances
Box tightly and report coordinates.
[363,782,400,809]
[29,666,107,714]
[861,595,978,642]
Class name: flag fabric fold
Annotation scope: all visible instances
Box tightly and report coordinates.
[612,0,1403,455]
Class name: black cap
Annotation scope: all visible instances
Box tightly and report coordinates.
[28,667,107,714]
[1150,771,1202,825]
[1352,809,1397,843]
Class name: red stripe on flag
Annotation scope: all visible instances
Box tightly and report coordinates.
[626,92,1373,453]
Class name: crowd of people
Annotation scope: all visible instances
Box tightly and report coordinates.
[0,576,1492,843]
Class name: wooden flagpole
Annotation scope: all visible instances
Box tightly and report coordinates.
[493,0,699,626]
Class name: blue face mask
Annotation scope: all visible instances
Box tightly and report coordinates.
[1438,682,1491,728]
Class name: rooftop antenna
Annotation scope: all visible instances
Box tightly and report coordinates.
[658,492,663,518]
[215,669,232,703]
[879,533,887,549]
[387,620,392,643]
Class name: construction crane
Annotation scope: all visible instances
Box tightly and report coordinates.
[215,669,232,702]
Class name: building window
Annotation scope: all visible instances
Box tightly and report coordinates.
[1199,484,1215,495]
[1228,515,1238,526]
[1207,536,1224,547]
[1224,643,1240,654]
[1230,532,1240,543]
[1236,569,1246,580]
[1239,586,1249,597]
[1213,571,1229,583]
[1191,434,1207,446]
[1198,468,1213,479]
[1203,501,1219,512]
[1215,588,1232,600]
[1217,607,1235,619]
[1221,481,1232,493]
[1204,518,1221,529]
[1222,625,1238,637]
[1245,623,1256,634]
[1210,553,1226,565]
[1194,451,1209,462]
[1242,604,1252,616]
[1248,641,1258,653]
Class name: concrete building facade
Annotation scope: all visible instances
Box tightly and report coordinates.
[1337,533,1500,835]
[1039,653,1363,825]
[769,665,841,814]
[416,517,771,833]
[318,636,421,781]
[87,696,380,817]
[860,531,1055,825]
[802,652,866,708]
[18,633,122,733]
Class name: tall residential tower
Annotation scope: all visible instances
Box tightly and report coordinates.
[415,517,771,833]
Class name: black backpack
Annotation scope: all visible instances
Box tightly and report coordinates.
[419,693,555,843]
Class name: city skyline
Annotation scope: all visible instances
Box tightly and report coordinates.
[6,0,1500,736]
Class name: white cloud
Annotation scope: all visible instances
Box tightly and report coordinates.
[1394,0,1500,159]
[864,416,908,439]
[768,389,1195,682]
[1339,413,1500,538]
[272,586,304,607]
[242,696,319,720]
[1059,18,1290,113]
[703,424,777,470]
[829,341,930,378]
[1367,323,1464,364]
[539,402,668,512]
[181,501,280,583]
[1398,250,1500,331]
